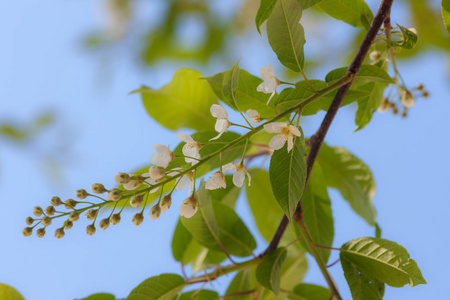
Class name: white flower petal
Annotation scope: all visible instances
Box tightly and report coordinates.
[153,144,171,155]
[260,64,276,80]
[123,175,142,190]
[215,118,229,133]
[288,125,301,137]
[233,170,245,187]
[287,136,294,152]
[266,92,276,105]
[180,199,198,218]
[246,109,259,118]
[177,133,195,143]
[222,163,236,172]
[176,174,192,191]
[205,172,226,190]
[144,178,160,193]
[264,122,285,133]
[269,134,286,150]
[210,104,228,119]
[244,169,251,186]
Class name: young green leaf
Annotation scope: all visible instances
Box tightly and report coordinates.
[0,283,24,300]
[340,237,427,288]
[386,25,418,49]
[77,294,115,300]
[269,135,307,220]
[297,0,324,9]
[325,65,394,85]
[179,290,219,300]
[256,0,279,34]
[291,283,331,300]
[355,82,389,131]
[341,257,385,300]
[256,248,288,295]
[318,0,373,28]
[301,165,334,263]
[204,70,276,118]
[225,270,253,300]
[443,0,450,33]
[317,144,377,226]
[222,60,240,109]
[181,186,257,257]
[267,0,306,72]
[135,69,217,131]
[127,273,186,300]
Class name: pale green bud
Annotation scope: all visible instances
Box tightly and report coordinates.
[22,227,33,237]
[160,195,172,213]
[41,216,52,226]
[33,206,43,217]
[114,172,131,184]
[76,189,88,199]
[69,211,80,222]
[130,195,144,208]
[91,183,106,194]
[150,205,161,220]
[25,216,34,226]
[107,188,122,201]
[132,213,144,226]
[86,224,96,236]
[36,228,46,238]
[110,213,121,225]
[99,218,110,230]
[64,199,77,209]
[86,209,98,220]
[50,196,62,206]
[45,206,55,216]
[64,220,73,230]
[55,228,65,239]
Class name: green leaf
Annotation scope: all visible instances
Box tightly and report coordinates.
[127,273,185,300]
[341,257,385,300]
[386,25,418,49]
[317,144,377,226]
[178,290,219,300]
[267,0,306,72]
[301,165,334,263]
[0,283,24,300]
[355,82,388,131]
[318,0,373,28]
[77,293,116,300]
[291,283,331,300]
[375,223,382,239]
[256,0,279,34]
[443,0,450,33]
[275,80,370,116]
[340,237,427,288]
[136,69,217,131]
[297,0,324,9]
[225,270,253,300]
[181,186,257,257]
[256,248,288,295]
[325,65,394,85]
[222,61,241,109]
[269,134,307,219]
[204,70,276,118]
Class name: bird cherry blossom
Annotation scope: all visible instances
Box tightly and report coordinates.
[179,196,198,218]
[205,171,226,190]
[150,144,175,168]
[177,133,202,165]
[148,166,165,180]
[159,195,172,213]
[401,90,414,108]
[123,174,143,190]
[246,109,261,124]
[264,122,301,152]
[223,163,251,187]
[166,168,195,194]
[257,64,280,104]
[210,104,231,141]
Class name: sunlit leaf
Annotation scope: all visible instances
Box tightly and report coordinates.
[386,25,418,49]
[256,0,279,34]
[0,283,24,300]
[341,258,385,300]
[77,293,115,300]
[340,237,427,287]
[127,273,185,300]
[267,0,306,72]
[325,65,394,85]
[222,60,241,109]
[318,0,373,28]
[442,0,450,33]
[355,82,388,131]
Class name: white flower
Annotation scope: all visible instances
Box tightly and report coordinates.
[176,171,195,194]
[223,163,251,187]
[264,123,301,152]
[177,133,202,165]
[148,166,165,180]
[180,196,198,218]
[246,109,261,124]
[401,90,414,108]
[150,144,175,168]
[257,64,280,104]
[205,171,226,190]
[123,174,143,190]
[210,104,231,141]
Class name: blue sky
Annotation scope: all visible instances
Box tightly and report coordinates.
[0,1,449,299]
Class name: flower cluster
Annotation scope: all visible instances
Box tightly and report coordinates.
[23,64,304,238]
[378,84,430,117]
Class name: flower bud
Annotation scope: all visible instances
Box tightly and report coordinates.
[401,90,414,108]
[45,206,55,216]
[76,189,88,199]
[86,209,98,220]
[91,183,106,194]
[160,195,172,213]
[378,98,390,113]
[41,216,52,226]
[149,166,165,180]
[416,84,424,91]
[50,196,62,206]
[150,204,161,220]
[110,213,121,225]
[99,218,110,230]
[64,199,77,209]
[36,228,46,238]
[180,195,198,218]
[130,195,144,208]
[33,206,43,217]
[25,216,34,226]
[132,213,144,226]
[422,91,430,98]
[86,224,96,236]
[64,220,73,230]
[107,188,122,201]
[114,172,131,184]
[369,50,382,61]
[22,227,33,237]
[55,228,65,239]
[69,211,80,222]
